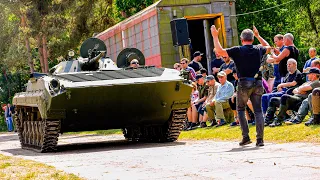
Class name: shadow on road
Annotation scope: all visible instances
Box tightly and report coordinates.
[3,139,186,156]
[0,134,18,143]
[227,146,261,153]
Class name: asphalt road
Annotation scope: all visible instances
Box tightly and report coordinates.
[0,133,320,180]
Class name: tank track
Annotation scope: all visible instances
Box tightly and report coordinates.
[15,107,60,153]
[122,109,187,142]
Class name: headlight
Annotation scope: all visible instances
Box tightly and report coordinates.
[49,79,60,93]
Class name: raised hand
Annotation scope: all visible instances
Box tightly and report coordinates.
[211,25,220,37]
[253,25,259,37]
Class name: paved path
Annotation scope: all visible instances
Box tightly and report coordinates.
[0,133,319,180]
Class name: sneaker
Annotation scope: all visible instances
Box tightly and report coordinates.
[216,119,226,127]
[305,118,314,126]
[187,123,198,130]
[256,138,264,146]
[269,119,282,127]
[264,117,274,126]
[199,122,207,128]
[239,137,252,146]
[208,120,217,127]
[230,121,239,126]
[285,118,301,125]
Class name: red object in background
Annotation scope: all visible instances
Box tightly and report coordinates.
[2,104,7,111]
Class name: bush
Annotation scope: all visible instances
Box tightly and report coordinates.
[0,115,7,132]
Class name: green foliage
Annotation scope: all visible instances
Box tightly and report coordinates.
[0,116,7,132]
[114,0,154,19]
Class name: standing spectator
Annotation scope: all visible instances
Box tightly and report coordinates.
[219,56,235,85]
[173,63,181,71]
[268,34,285,89]
[303,48,317,73]
[211,25,270,146]
[189,51,204,73]
[211,50,224,78]
[205,72,234,127]
[268,33,299,79]
[180,58,196,81]
[4,103,13,132]
[303,48,317,81]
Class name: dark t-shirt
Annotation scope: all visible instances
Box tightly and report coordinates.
[211,58,224,73]
[279,46,299,77]
[188,60,203,72]
[283,70,303,86]
[226,45,266,78]
[219,61,235,83]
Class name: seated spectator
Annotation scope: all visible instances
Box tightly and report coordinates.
[188,74,208,130]
[205,71,234,127]
[219,56,235,85]
[200,68,207,78]
[173,63,181,71]
[306,87,320,126]
[262,58,303,124]
[180,58,196,81]
[285,61,320,125]
[267,67,320,127]
[130,59,140,68]
[186,82,199,130]
[201,75,220,127]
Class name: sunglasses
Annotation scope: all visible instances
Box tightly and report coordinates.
[218,76,224,78]
[131,62,139,65]
[180,62,186,64]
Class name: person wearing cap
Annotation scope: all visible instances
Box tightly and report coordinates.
[188,51,204,73]
[204,71,234,127]
[267,67,320,127]
[188,74,209,130]
[200,75,220,127]
[180,58,196,81]
[211,25,271,146]
[130,59,140,68]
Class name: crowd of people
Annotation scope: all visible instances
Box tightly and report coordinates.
[174,25,320,146]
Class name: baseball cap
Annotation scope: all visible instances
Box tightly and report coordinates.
[305,67,320,74]
[217,71,227,77]
[195,74,204,80]
[205,75,215,81]
[193,51,203,57]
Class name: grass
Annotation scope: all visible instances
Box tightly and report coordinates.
[0,154,84,180]
[65,123,320,143]
[65,129,122,136]
[179,123,320,143]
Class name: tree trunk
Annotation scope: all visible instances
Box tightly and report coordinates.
[306,4,318,35]
[2,69,11,99]
[20,14,34,73]
[42,35,49,73]
[37,35,45,73]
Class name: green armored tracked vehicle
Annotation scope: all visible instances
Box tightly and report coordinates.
[12,38,192,152]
